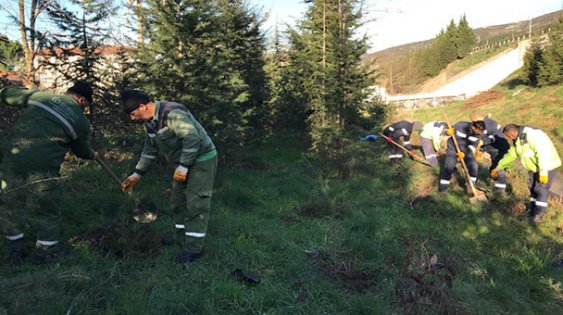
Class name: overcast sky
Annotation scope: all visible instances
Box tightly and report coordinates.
[1,0,561,53]
[253,0,562,52]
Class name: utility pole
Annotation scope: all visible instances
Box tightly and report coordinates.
[528,17,532,38]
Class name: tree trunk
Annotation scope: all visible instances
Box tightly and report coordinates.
[129,0,144,46]
[18,0,34,82]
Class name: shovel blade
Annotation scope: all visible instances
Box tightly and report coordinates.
[131,196,159,224]
[133,211,158,223]
[469,195,488,205]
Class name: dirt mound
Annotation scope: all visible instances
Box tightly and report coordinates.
[307,250,380,293]
[464,90,505,108]
[69,225,162,258]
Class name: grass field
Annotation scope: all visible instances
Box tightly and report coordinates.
[1,82,562,314]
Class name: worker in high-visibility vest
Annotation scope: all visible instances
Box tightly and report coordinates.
[491,124,561,224]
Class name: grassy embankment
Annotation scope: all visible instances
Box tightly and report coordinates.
[1,81,562,314]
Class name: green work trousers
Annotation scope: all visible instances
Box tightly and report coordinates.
[170,155,217,253]
[0,167,63,244]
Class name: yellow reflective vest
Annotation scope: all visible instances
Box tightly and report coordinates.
[420,121,448,151]
[497,126,561,176]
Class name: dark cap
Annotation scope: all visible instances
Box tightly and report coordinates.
[67,81,93,103]
[121,89,150,113]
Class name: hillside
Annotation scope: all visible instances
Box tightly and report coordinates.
[365,10,562,94]
[1,81,562,314]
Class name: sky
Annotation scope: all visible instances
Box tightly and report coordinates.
[252,0,563,52]
[1,0,561,53]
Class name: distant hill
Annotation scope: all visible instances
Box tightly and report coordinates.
[365,10,562,94]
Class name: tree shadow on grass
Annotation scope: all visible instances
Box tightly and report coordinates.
[501,77,525,90]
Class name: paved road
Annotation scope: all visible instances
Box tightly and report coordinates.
[433,47,521,97]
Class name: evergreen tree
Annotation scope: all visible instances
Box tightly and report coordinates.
[217,0,268,138]
[521,40,543,87]
[0,38,22,71]
[456,15,477,58]
[44,0,113,84]
[265,25,309,131]
[43,0,118,140]
[136,0,267,152]
[415,16,477,78]
[537,24,563,86]
[286,0,382,173]
[442,20,459,62]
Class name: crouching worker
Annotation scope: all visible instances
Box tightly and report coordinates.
[419,121,449,167]
[0,81,97,264]
[382,120,423,162]
[470,113,510,192]
[439,121,485,193]
[120,90,218,263]
[491,124,560,224]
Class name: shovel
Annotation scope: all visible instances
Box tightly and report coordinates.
[95,156,159,223]
[444,117,488,204]
[379,133,433,167]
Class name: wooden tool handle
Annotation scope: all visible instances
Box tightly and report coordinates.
[379,133,432,167]
[444,116,478,195]
[95,155,122,187]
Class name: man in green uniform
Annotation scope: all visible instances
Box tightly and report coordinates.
[491,124,561,224]
[0,81,96,263]
[120,90,218,264]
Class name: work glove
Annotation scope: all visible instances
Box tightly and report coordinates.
[539,175,548,184]
[456,152,465,159]
[475,151,484,160]
[122,173,141,192]
[386,137,393,143]
[447,128,455,136]
[173,165,188,182]
[490,168,500,178]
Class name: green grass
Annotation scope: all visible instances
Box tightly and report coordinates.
[454,45,516,71]
[2,81,563,314]
[409,77,563,154]
[1,127,562,314]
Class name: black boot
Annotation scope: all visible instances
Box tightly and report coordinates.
[175,251,203,264]
[32,243,72,265]
[6,238,29,264]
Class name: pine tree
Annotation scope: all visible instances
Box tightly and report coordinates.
[43,0,118,140]
[135,0,267,152]
[217,0,268,138]
[0,39,22,71]
[44,0,113,84]
[537,24,563,86]
[415,16,477,78]
[286,0,382,174]
[265,25,309,131]
[456,15,477,58]
[442,20,459,62]
[521,40,543,86]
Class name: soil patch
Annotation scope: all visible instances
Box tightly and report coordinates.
[69,225,161,258]
[464,89,505,108]
[309,251,380,293]
[296,201,333,218]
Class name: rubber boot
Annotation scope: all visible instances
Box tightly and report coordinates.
[175,251,203,264]
[6,238,29,264]
[32,242,71,265]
